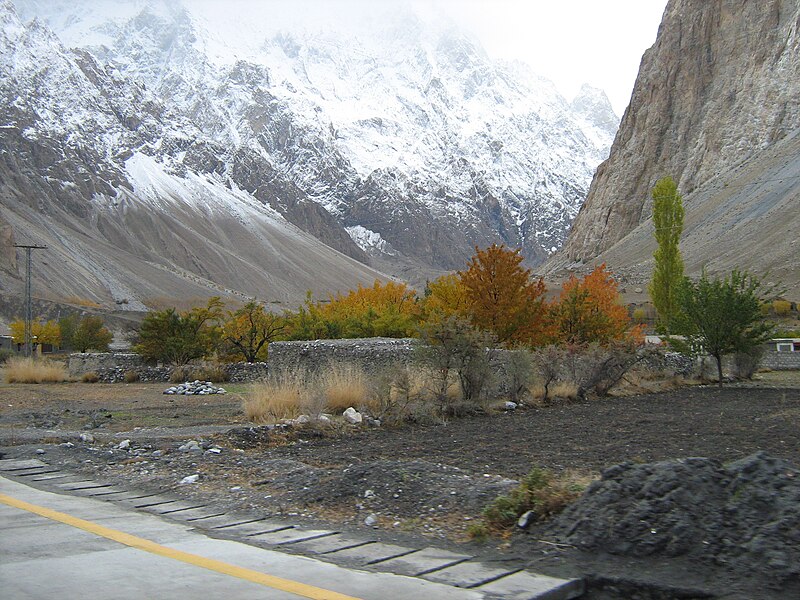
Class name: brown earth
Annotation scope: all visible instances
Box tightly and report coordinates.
[1,372,800,599]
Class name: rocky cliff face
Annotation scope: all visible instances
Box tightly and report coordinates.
[558,0,800,263]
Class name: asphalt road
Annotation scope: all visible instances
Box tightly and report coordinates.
[0,475,483,600]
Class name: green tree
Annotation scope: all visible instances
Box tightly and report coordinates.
[58,315,79,351]
[649,176,685,332]
[134,298,223,365]
[221,301,287,362]
[71,316,113,352]
[672,270,773,386]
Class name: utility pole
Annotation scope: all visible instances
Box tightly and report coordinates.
[13,244,47,358]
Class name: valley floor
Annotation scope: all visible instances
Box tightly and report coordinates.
[1,373,799,599]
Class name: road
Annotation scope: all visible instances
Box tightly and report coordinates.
[0,475,483,600]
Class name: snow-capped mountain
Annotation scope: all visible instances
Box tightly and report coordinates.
[2,0,617,305]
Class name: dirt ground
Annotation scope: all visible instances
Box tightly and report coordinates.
[1,371,799,599]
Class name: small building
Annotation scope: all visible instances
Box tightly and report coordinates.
[767,338,800,352]
[0,335,14,352]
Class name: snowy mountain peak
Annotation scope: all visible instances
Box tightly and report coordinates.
[5,0,620,289]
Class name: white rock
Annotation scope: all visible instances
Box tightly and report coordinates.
[80,433,95,443]
[180,474,200,484]
[364,513,378,526]
[504,401,518,410]
[117,439,131,450]
[343,407,363,424]
[517,510,536,529]
[364,489,375,498]
[295,414,311,424]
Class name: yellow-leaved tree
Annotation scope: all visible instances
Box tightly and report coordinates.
[9,318,61,347]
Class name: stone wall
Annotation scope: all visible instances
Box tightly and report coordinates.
[761,351,800,371]
[67,353,268,383]
[267,338,417,377]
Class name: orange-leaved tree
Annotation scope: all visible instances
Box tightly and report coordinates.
[550,264,639,345]
[458,244,548,345]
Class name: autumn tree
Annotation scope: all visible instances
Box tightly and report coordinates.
[649,176,685,332]
[221,301,287,362]
[134,297,223,365]
[70,315,113,352]
[10,318,61,347]
[286,281,419,340]
[458,244,547,345]
[672,270,773,387]
[550,264,636,345]
[421,273,468,323]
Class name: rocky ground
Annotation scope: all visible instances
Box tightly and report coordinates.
[1,372,799,599]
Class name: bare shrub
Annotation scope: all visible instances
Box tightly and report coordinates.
[170,365,193,383]
[244,371,308,423]
[531,346,564,402]
[734,348,763,380]
[504,347,534,404]
[417,316,496,413]
[6,358,70,383]
[192,364,230,383]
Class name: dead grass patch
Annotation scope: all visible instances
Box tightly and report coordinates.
[5,357,70,384]
[244,372,309,423]
[320,364,370,413]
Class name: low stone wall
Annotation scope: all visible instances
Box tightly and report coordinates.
[761,351,800,371]
[68,353,269,383]
[225,362,269,382]
[268,338,417,377]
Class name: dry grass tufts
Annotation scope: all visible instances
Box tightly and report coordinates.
[320,364,370,413]
[81,371,100,383]
[529,381,580,405]
[6,357,70,384]
[244,372,308,423]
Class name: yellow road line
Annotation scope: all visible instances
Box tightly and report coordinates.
[0,492,361,600]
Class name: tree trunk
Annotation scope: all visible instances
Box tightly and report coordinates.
[715,354,724,387]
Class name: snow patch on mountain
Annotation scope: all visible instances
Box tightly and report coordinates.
[8,0,620,273]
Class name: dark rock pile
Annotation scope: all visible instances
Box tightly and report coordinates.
[548,452,800,583]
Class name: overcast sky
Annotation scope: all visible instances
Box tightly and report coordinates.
[437,0,669,115]
[191,0,668,116]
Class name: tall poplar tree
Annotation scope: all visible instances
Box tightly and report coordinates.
[649,176,685,331]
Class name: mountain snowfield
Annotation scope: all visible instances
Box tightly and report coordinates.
[1,0,617,308]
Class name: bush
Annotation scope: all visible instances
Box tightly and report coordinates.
[123,370,139,383]
[773,300,792,316]
[0,349,13,364]
[734,348,763,380]
[5,357,70,383]
[482,467,592,530]
[81,371,100,383]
